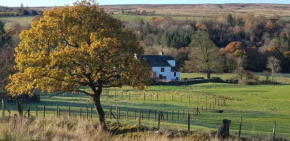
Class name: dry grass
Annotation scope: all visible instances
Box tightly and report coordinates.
[0,117,242,141]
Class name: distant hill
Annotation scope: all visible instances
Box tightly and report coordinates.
[99,4,290,18]
[2,4,290,18]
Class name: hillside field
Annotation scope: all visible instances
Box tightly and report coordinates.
[2,77,290,139]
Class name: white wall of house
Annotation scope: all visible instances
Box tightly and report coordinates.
[152,66,180,81]
[167,60,176,67]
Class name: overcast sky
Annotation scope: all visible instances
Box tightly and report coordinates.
[2,0,290,7]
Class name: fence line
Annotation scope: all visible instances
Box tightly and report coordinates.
[1,101,289,140]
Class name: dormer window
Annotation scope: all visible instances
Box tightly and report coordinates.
[161,67,165,72]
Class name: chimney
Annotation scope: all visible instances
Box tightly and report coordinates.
[159,51,164,56]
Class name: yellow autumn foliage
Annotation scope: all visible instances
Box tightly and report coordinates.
[6,0,151,97]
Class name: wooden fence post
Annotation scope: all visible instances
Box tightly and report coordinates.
[58,107,61,117]
[157,93,159,101]
[148,109,150,120]
[141,109,143,120]
[68,106,71,117]
[35,106,38,117]
[28,107,31,118]
[238,117,242,138]
[155,110,157,120]
[43,106,46,118]
[188,114,190,132]
[56,107,58,118]
[91,107,93,119]
[158,111,161,130]
[80,108,82,119]
[86,107,89,120]
[138,112,141,131]
[134,108,136,120]
[116,106,118,119]
[118,107,121,119]
[117,107,120,127]
[273,121,276,141]
[1,99,4,118]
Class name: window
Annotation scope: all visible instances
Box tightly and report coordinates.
[174,72,176,77]
[161,68,165,72]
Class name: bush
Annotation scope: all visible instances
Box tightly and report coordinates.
[191,77,205,80]
[238,71,259,85]
[210,77,224,83]
[224,78,239,84]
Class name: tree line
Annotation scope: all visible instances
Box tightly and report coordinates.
[0,5,40,17]
[124,15,290,74]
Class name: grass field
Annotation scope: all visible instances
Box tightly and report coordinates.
[182,73,290,84]
[2,80,290,139]
[0,16,34,29]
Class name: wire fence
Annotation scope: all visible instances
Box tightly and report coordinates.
[1,100,290,140]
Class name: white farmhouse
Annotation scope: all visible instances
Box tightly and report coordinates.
[141,53,180,81]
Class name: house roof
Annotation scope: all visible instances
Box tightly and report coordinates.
[141,55,173,67]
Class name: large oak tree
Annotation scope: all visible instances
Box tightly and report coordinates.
[6,0,151,130]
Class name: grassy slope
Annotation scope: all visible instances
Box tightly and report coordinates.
[0,16,34,29]
[2,83,290,139]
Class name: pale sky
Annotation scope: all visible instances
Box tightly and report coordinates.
[1,0,290,7]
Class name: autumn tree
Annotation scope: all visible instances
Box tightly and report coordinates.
[0,48,15,89]
[0,20,12,48]
[185,31,224,80]
[0,21,14,90]
[176,47,190,70]
[6,0,151,130]
[221,41,246,73]
[266,56,281,82]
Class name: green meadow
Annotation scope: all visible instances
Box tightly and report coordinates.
[2,81,290,139]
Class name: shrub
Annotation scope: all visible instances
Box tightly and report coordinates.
[238,71,259,85]
[211,77,224,83]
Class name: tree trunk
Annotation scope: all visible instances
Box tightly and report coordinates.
[93,94,107,130]
[207,71,211,80]
[16,97,23,116]
[271,73,274,82]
